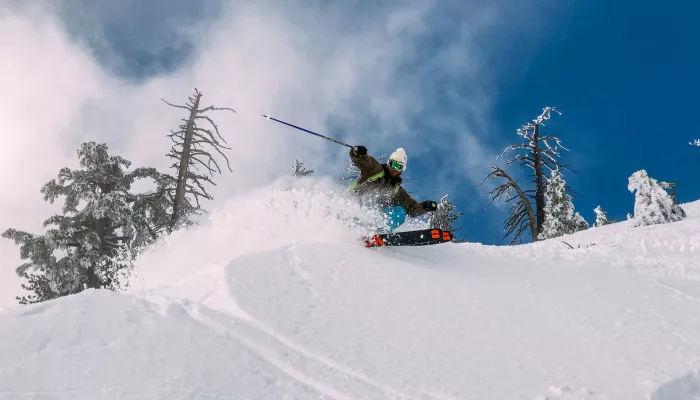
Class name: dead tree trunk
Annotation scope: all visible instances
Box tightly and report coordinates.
[532,123,546,236]
[161,88,235,232]
[171,91,201,229]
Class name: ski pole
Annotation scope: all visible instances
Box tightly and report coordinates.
[262,114,354,148]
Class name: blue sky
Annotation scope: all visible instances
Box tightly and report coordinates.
[44,0,700,245]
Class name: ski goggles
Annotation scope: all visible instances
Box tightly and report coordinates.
[388,159,405,172]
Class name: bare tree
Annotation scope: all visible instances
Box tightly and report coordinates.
[161,88,234,232]
[481,167,537,243]
[481,107,575,244]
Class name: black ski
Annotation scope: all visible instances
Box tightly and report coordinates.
[362,229,453,247]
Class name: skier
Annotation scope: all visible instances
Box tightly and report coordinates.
[348,145,438,231]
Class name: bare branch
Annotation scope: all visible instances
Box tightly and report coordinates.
[190,153,221,175]
[160,98,191,111]
[190,131,232,150]
[199,105,236,114]
[481,166,538,244]
[195,115,232,143]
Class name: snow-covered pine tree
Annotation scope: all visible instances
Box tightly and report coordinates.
[160,88,234,232]
[628,169,686,227]
[482,107,578,244]
[538,169,588,240]
[292,159,314,177]
[428,194,463,235]
[659,181,678,204]
[2,142,170,304]
[593,205,613,227]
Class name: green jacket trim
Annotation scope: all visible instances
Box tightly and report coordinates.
[348,169,400,193]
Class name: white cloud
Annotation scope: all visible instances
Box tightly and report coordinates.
[0,0,527,307]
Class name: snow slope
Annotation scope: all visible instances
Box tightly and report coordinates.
[2,177,700,400]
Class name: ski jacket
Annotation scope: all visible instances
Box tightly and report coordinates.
[348,148,429,217]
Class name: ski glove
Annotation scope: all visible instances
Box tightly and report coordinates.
[353,145,368,156]
[422,200,438,211]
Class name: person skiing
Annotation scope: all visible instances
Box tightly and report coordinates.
[348,145,438,231]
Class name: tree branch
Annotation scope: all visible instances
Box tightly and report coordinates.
[481,166,538,244]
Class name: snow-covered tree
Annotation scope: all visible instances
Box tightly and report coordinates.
[659,181,678,204]
[482,107,578,244]
[292,159,314,177]
[538,169,588,240]
[593,205,613,227]
[628,169,685,227]
[2,142,170,304]
[161,88,234,232]
[428,194,463,235]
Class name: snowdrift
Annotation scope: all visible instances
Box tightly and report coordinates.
[0,289,336,399]
[2,178,700,400]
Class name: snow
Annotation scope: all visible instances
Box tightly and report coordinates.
[2,177,700,399]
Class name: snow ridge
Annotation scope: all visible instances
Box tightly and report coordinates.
[2,178,700,399]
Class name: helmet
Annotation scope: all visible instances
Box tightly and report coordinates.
[388,148,407,172]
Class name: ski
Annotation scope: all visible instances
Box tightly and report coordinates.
[362,229,453,247]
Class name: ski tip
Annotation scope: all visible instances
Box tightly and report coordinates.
[362,235,386,247]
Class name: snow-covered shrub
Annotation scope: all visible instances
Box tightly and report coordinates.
[538,169,588,240]
[593,205,613,227]
[628,169,685,227]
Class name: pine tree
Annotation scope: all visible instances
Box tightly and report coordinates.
[2,142,170,304]
[428,194,463,235]
[292,159,314,177]
[593,205,613,227]
[659,181,678,204]
[482,107,577,244]
[575,212,589,232]
[628,169,686,227]
[160,88,234,232]
[538,169,588,240]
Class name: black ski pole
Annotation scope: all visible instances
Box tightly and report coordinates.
[262,114,354,148]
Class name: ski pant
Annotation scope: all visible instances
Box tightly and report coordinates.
[383,206,406,232]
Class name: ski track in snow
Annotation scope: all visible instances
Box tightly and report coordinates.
[184,303,436,400]
[3,180,700,399]
[170,242,446,399]
[283,243,324,302]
